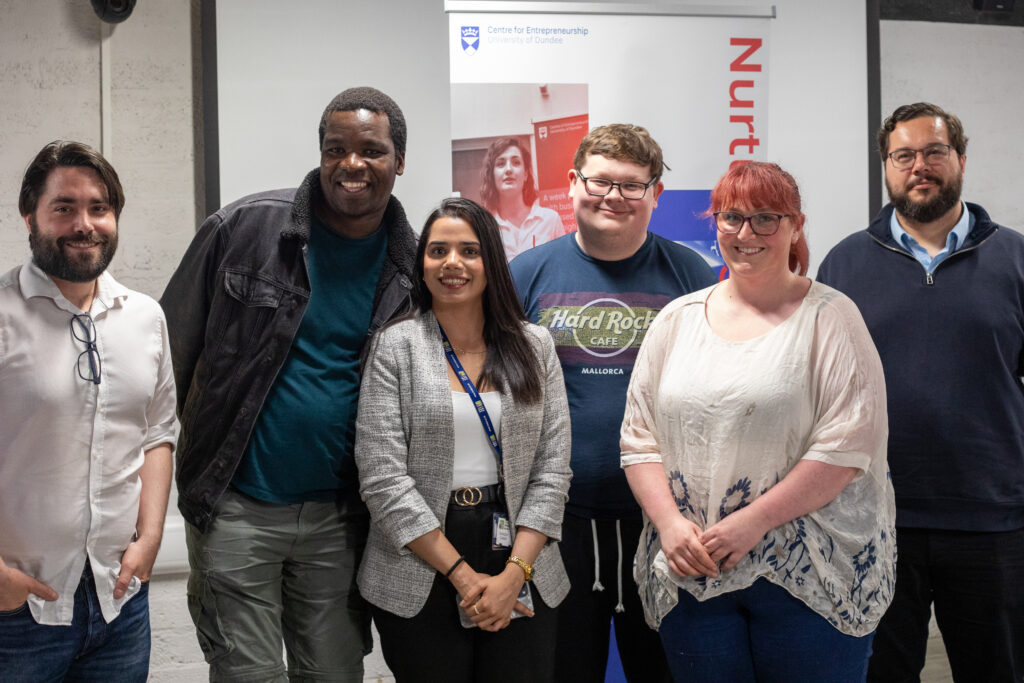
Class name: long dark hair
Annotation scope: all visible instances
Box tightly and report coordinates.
[414,197,542,404]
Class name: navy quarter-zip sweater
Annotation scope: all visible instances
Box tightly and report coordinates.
[818,203,1024,532]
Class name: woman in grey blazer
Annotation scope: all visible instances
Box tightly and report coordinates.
[355,198,571,682]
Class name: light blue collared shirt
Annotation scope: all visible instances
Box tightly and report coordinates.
[889,201,973,273]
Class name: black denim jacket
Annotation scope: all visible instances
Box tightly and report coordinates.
[161,169,417,531]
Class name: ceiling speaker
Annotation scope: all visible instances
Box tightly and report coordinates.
[91,0,137,24]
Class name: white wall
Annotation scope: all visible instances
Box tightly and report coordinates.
[763,0,869,273]
[214,0,451,226]
[880,20,1024,230]
[0,1,99,270]
[0,0,199,296]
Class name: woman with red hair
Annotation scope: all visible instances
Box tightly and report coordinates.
[620,162,896,681]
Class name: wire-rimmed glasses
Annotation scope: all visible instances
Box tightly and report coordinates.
[575,170,657,200]
[713,211,790,236]
[70,313,102,385]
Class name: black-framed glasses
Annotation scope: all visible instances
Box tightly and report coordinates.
[887,143,953,171]
[575,170,657,200]
[713,211,790,236]
[70,313,102,385]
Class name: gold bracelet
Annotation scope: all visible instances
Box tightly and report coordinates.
[506,555,533,581]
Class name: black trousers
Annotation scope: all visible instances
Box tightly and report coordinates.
[867,526,1024,683]
[553,512,671,683]
[372,499,559,683]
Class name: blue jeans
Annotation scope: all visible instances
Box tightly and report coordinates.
[659,578,873,683]
[0,563,150,682]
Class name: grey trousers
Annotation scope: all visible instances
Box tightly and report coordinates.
[185,488,371,683]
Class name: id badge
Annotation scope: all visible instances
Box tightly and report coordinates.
[492,512,512,549]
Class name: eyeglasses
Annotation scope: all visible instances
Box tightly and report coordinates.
[713,211,790,236]
[887,144,953,171]
[70,313,102,385]
[575,171,657,200]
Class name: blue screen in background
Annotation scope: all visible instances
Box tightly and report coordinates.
[649,189,727,280]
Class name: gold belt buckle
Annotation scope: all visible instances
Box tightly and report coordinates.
[453,486,483,507]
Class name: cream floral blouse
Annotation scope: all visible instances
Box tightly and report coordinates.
[620,281,896,637]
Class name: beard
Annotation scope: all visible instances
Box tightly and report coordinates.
[886,170,963,224]
[28,215,117,283]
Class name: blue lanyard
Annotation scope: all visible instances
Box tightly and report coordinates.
[438,322,504,471]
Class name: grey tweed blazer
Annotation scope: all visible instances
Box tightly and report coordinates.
[354,311,572,618]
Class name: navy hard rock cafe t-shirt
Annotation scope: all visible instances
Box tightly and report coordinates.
[511,231,715,520]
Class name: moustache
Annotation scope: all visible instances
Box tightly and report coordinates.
[57,234,108,247]
[909,172,942,186]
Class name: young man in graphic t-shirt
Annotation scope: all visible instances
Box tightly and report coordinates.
[510,124,715,682]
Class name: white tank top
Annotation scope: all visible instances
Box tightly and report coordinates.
[450,390,502,488]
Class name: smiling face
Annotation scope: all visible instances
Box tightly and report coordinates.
[884,116,965,225]
[716,203,801,279]
[422,216,488,313]
[25,166,118,285]
[493,145,527,198]
[319,109,405,237]
[569,154,662,254]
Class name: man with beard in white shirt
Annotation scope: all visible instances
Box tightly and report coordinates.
[0,140,177,682]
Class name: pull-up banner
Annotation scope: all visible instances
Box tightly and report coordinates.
[448,3,772,271]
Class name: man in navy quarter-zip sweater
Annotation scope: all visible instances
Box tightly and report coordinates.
[818,102,1024,683]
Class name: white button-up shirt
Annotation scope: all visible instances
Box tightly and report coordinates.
[0,262,177,625]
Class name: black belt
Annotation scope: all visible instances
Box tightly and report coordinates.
[449,483,502,507]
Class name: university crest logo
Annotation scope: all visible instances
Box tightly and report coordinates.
[461,26,480,54]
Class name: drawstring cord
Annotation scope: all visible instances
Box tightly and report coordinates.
[614,519,625,613]
[590,518,626,612]
[590,519,605,591]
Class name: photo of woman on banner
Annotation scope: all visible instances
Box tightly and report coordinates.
[620,162,896,682]
[354,197,572,682]
[480,137,565,261]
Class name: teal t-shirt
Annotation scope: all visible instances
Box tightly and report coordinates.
[232,217,388,503]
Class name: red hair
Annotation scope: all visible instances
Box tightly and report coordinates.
[708,161,809,275]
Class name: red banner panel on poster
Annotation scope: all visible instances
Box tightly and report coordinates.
[534,114,588,233]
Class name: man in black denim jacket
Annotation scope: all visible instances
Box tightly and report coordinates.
[161,87,416,682]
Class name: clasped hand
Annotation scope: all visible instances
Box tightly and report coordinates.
[659,506,771,578]
[450,563,532,632]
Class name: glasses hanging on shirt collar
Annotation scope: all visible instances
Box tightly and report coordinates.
[71,313,102,385]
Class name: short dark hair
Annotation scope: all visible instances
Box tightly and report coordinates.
[19,140,125,219]
[318,87,407,156]
[573,123,666,182]
[414,197,542,404]
[877,102,968,162]
[479,137,538,213]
